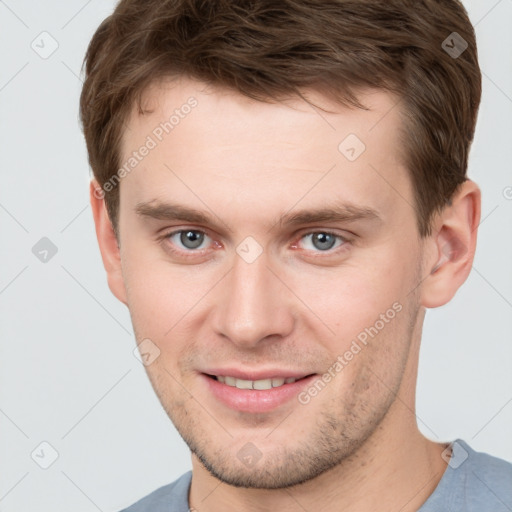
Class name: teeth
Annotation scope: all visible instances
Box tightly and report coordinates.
[225,376,236,386]
[235,378,253,390]
[253,378,272,390]
[215,375,298,390]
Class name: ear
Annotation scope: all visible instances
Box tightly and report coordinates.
[89,179,128,306]
[420,179,481,308]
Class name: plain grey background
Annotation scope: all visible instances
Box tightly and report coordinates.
[1,1,511,511]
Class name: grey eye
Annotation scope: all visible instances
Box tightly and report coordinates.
[301,232,343,252]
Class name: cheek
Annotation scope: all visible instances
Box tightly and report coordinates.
[121,248,216,342]
[326,296,415,409]
[121,250,174,336]
[289,259,405,329]
[285,242,419,356]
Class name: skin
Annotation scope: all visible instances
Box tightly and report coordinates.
[90,76,481,511]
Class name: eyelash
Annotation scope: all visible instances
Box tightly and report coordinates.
[160,228,351,260]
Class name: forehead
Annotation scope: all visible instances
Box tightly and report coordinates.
[118,76,412,228]
[124,76,404,154]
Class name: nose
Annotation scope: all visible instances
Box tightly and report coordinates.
[211,249,295,349]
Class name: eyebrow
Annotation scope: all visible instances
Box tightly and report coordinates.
[134,200,381,231]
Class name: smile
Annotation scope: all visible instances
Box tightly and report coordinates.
[202,373,317,413]
[210,375,304,390]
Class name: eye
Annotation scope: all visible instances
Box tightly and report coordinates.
[167,229,211,251]
[298,231,347,252]
[160,228,350,261]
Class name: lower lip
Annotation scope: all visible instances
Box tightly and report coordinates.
[201,373,317,413]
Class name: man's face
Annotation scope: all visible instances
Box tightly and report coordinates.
[115,77,428,488]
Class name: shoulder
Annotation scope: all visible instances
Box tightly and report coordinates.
[460,439,512,504]
[118,471,192,512]
[420,439,512,512]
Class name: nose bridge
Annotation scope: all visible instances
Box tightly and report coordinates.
[213,249,294,347]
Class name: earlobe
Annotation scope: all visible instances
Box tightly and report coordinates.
[420,180,481,308]
[89,179,128,306]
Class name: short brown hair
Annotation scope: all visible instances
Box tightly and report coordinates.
[80,0,481,239]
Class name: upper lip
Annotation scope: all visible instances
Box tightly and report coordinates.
[202,369,315,380]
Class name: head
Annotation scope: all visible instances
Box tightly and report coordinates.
[82,0,481,489]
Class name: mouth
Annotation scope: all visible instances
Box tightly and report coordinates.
[201,372,318,413]
[204,373,314,390]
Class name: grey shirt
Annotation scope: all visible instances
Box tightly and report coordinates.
[119,439,512,511]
